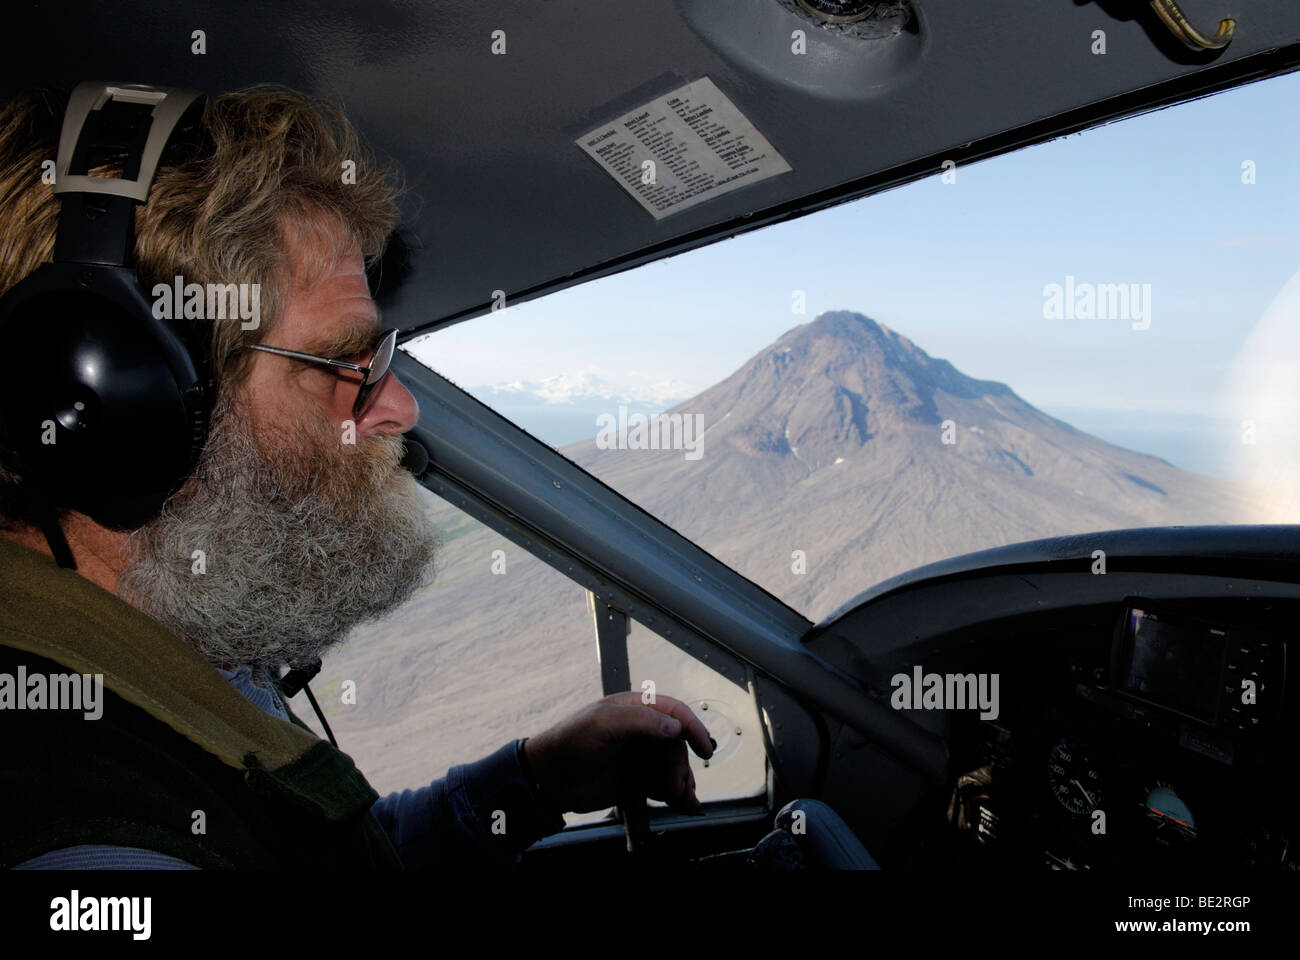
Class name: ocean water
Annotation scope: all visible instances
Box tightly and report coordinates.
[469,397,669,449]
[1041,406,1239,480]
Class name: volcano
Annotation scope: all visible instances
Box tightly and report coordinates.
[564,310,1249,619]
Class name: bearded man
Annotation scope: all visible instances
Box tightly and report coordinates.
[0,83,711,869]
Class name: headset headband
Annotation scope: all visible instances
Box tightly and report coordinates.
[57,83,204,202]
[53,82,205,266]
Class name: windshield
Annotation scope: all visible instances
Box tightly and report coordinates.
[404,71,1300,625]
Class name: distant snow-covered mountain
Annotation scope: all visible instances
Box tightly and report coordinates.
[471,372,696,408]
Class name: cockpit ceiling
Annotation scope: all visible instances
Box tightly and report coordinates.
[4,1,1299,338]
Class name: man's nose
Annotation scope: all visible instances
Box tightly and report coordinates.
[356,370,419,435]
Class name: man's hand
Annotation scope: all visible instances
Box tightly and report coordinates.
[523,693,715,815]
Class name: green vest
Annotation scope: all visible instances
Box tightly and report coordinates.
[0,536,403,869]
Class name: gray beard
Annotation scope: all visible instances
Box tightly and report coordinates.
[116,390,440,674]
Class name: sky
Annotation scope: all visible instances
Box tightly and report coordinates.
[405,68,1300,476]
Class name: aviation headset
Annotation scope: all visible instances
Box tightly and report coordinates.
[0,82,216,568]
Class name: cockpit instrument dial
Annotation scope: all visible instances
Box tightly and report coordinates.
[795,1,879,24]
[1047,738,1103,816]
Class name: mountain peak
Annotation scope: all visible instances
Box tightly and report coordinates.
[780,309,923,356]
[683,309,1020,467]
[768,309,1013,403]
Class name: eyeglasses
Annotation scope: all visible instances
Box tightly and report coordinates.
[248,327,398,419]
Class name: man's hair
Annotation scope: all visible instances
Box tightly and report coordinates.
[0,84,401,529]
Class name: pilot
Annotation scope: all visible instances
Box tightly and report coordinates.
[0,83,713,869]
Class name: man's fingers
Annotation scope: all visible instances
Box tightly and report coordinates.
[603,700,685,742]
[601,703,703,813]
[603,692,714,759]
[601,695,709,813]
[645,738,699,814]
[677,746,701,813]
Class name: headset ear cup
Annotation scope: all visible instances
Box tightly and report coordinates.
[0,84,215,532]
[0,262,209,528]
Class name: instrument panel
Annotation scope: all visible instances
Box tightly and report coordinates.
[910,597,1295,871]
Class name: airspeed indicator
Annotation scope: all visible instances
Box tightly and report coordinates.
[1047,738,1103,816]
